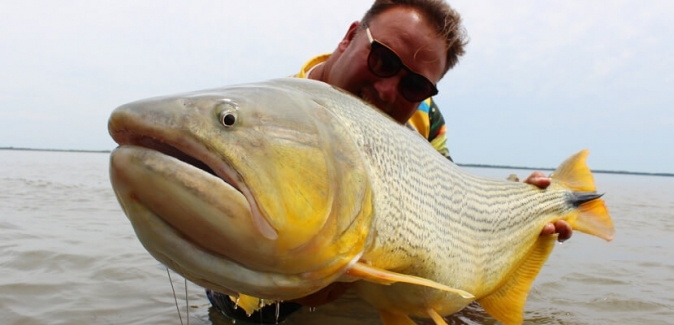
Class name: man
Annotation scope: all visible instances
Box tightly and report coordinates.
[208,0,571,322]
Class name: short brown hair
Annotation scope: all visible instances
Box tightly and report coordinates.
[360,0,468,76]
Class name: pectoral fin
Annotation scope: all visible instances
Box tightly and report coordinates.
[347,262,474,299]
[478,235,556,325]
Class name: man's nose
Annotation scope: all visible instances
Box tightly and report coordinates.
[373,75,401,104]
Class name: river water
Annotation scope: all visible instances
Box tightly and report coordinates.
[1,149,673,324]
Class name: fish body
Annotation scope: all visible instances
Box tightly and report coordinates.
[108,78,614,325]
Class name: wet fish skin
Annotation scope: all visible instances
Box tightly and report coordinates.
[108,78,614,325]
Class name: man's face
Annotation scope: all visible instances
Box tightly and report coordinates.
[328,7,446,124]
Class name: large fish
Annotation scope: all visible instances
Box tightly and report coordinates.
[108,78,614,325]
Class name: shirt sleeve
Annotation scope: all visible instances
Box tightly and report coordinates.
[426,98,453,162]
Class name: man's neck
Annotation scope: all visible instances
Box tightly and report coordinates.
[307,62,325,81]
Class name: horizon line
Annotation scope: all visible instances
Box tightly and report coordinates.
[2,146,672,177]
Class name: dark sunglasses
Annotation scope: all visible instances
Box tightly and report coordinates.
[365,27,439,102]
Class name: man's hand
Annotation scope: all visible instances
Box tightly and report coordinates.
[522,171,551,188]
[540,220,572,242]
[523,171,573,242]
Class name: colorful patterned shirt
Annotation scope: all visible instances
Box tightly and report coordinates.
[297,55,452,161]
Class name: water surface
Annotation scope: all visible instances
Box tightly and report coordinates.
[1,150,672,324]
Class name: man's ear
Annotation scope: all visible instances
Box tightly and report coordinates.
[337,21,362,52]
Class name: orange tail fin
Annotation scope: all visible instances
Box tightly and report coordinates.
[551,150,615,241]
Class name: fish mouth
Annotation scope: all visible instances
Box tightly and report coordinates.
[110,145,334,299]
[108,112,280,261]
[113,119,278,240]
[123,134,218,178]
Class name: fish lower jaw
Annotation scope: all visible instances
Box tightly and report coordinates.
[126,201,343,300]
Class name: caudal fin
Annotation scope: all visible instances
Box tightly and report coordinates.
[551,150,615,241]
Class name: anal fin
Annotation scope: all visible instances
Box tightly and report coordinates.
[478,235,556,325]
[347,262,474,299]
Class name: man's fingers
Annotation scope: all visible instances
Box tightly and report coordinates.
[523,171,551,189]
[555,220,573,242]
[539,221,573,242]
[540,223,556,236]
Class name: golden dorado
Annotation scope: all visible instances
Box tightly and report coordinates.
[108,78,614,325]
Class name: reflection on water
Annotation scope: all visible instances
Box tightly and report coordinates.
[1,150,673,325]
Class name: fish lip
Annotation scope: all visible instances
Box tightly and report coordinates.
[126,134,218,176]
[112,129,243,194]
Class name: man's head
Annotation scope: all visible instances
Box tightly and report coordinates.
[316,0,467,123]
[360,0,467,75]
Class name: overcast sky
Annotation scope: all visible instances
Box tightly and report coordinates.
[1,0,672,173]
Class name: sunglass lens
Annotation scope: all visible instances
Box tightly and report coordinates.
[368,44,400,77]
[400,74,437,102]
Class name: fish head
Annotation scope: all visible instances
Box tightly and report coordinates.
[108,79,374,299]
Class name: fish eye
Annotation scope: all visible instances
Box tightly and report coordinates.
[217,100,239,128]
[220,111,237,127]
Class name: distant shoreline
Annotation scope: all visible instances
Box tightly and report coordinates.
[458,163,674,178]
[2,146,672,177]
[1,147,110,154]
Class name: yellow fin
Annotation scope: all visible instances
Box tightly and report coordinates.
[426,308,448,325]
[567,197,615,241]
[347,262,474,299]
[551,150,615,241]
[550,149,596,192]
[228,294,262,316]
[478,235,556,325]
[378,309,418,325]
